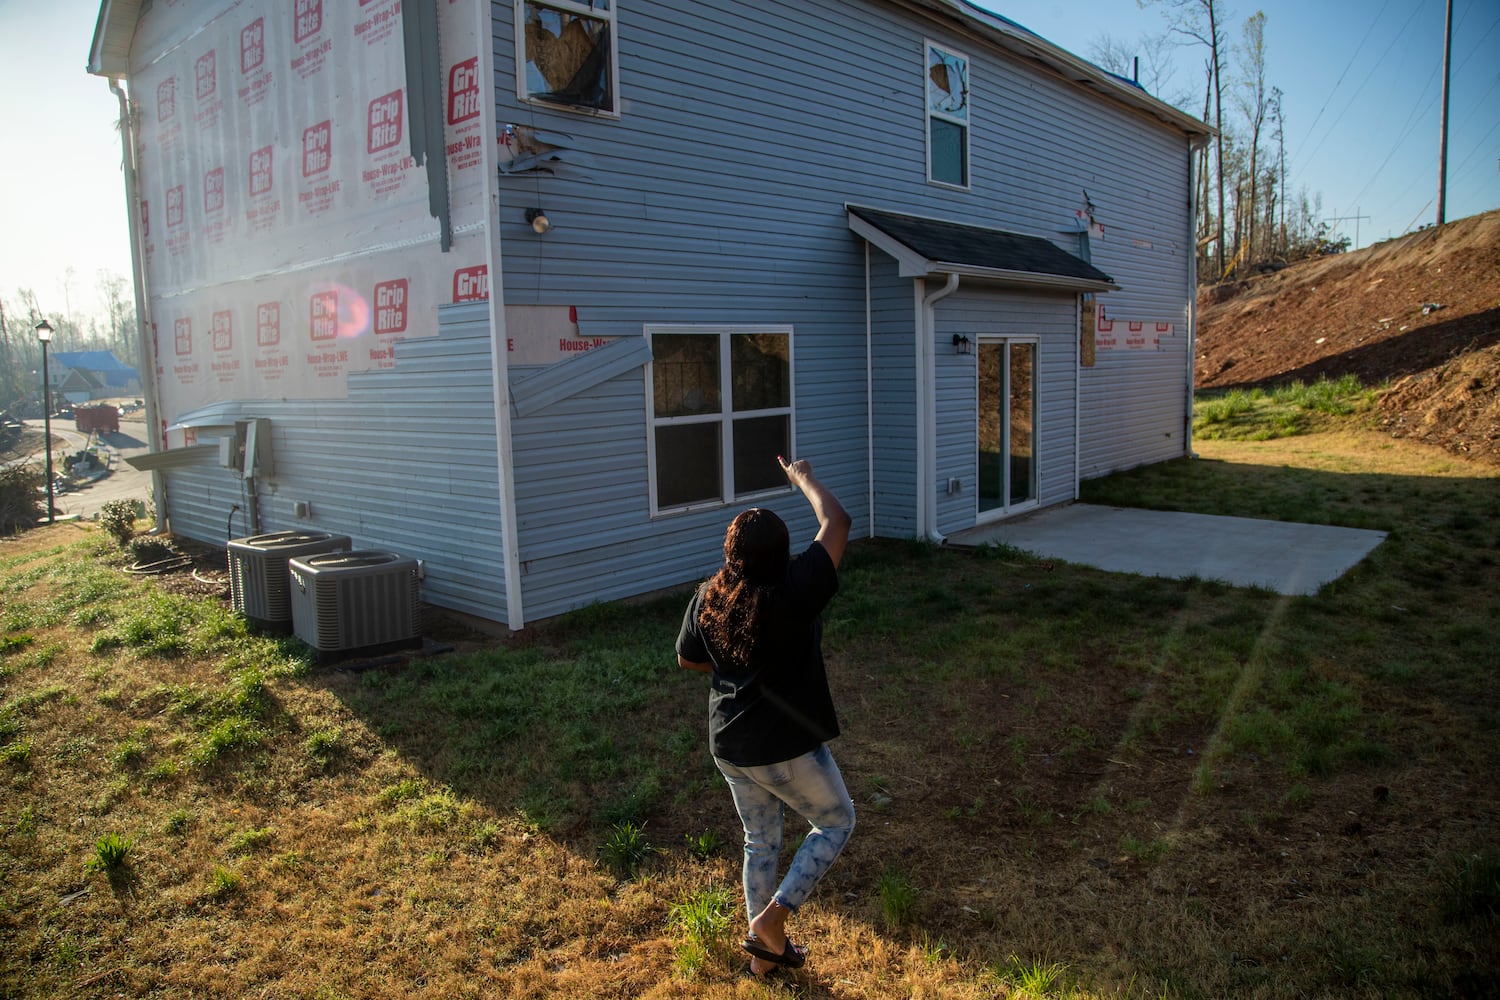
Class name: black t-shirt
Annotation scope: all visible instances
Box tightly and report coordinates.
[676,541,841,767]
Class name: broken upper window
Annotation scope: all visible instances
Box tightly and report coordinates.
[926,41,969,188]
[518,0,617,115]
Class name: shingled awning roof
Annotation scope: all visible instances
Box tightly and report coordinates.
[847,205,1118,293]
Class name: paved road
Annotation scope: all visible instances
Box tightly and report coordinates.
[21,418,155,522]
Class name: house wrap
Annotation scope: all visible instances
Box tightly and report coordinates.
[89,0,1211,630]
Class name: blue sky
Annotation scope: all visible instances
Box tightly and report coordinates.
[976,0,1500,249]
[1,0,1496,321]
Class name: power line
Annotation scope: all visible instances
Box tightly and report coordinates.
[1324,2,1497,239]
[1343,68,1441,210]
[1399,197,1436,235]
[1296,0,1428,170]
[1452,10,1500,74]
[1449,92,1500,177]
[1289,0,1393,163]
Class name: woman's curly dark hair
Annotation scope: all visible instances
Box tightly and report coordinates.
[698,508,790,672]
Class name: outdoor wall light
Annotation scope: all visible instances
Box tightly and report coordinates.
[952,333,973,355]
[526,208,552,234]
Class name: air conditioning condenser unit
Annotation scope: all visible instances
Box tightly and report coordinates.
[228,530,352,632]
[287,550,422,659]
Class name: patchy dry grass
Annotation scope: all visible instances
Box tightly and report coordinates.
[1,429,1498,998]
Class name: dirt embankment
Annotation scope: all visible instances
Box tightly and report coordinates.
[1195,209,1500,465]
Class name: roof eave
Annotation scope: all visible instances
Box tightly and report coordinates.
[906,0,1214,140]
[849,207,1118,292]
[934,263,1119,293]
[89,0,141,78]
[849,211,930,274]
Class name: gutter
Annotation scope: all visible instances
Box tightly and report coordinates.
[1074,292,1082,497]
[109,77,168,533]
[919,273,959,544]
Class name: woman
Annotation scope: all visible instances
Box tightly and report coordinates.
[676,456,855,977]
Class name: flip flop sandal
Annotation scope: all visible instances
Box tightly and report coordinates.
[741,962,782,980]
[741,933,806,969]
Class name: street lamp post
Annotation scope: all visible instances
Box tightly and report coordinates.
[35,320,56,524]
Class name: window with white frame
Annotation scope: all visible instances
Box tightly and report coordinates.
[516,0,617,114]
[926,41,969,187]
[647,327,793,513]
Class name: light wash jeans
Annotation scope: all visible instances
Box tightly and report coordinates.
[715,743,856,918]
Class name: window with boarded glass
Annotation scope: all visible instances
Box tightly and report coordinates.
[517,0,617,114]
[648,327,793,513]
[926,42,969,187]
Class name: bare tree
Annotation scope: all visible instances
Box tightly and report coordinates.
[96,270,134,359]
[1232,11,1269,272]
[1088,31,1192,109]
[0,291,46,413]
[1269,85,1286,258]
[1141,0,1231,280]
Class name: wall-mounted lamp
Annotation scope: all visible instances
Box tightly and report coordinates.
[526,208,552,234]
[952,333,973,356]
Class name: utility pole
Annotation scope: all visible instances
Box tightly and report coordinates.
[1437,0,1453,226]
[1329,210,1371,251]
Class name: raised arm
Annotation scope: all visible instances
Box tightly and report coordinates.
[779,456,851,568]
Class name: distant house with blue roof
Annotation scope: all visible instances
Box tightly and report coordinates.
[48,351,141,404]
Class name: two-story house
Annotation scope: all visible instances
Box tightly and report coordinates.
[89,0,1210,629]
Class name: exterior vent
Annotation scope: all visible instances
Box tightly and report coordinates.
[288,550,422,658]
[227,531,352,633]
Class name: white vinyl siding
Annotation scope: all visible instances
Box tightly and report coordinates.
[932,288,1078,535]
[488,0,1193,617]
[160,304,508,623]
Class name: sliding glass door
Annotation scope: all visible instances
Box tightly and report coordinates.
[977,339,1037,516]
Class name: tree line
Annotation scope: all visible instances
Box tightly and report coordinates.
[1093,0,1351,285]
[0,272,137,417]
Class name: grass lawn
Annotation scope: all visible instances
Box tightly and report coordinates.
[2,395,1498,998]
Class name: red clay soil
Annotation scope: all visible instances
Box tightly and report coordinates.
[1194,208,1500,465]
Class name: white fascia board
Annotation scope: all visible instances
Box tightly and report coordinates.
[934,263,1120,293]
[847,210,931,276]
[88,0,142,77]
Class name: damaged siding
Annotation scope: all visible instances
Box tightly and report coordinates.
[482,0,1196,614]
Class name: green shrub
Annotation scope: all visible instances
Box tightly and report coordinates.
[0,463,43,534]
[99,499,140,546]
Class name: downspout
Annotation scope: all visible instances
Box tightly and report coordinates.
[475,4,525,630]
[110,77,167,532]
[920,273,958,543]
[863,244,875,538]
[1186,134,1209,458]
[1073,292,1082,497]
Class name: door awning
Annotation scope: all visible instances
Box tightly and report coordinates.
[848,205,1119,293]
